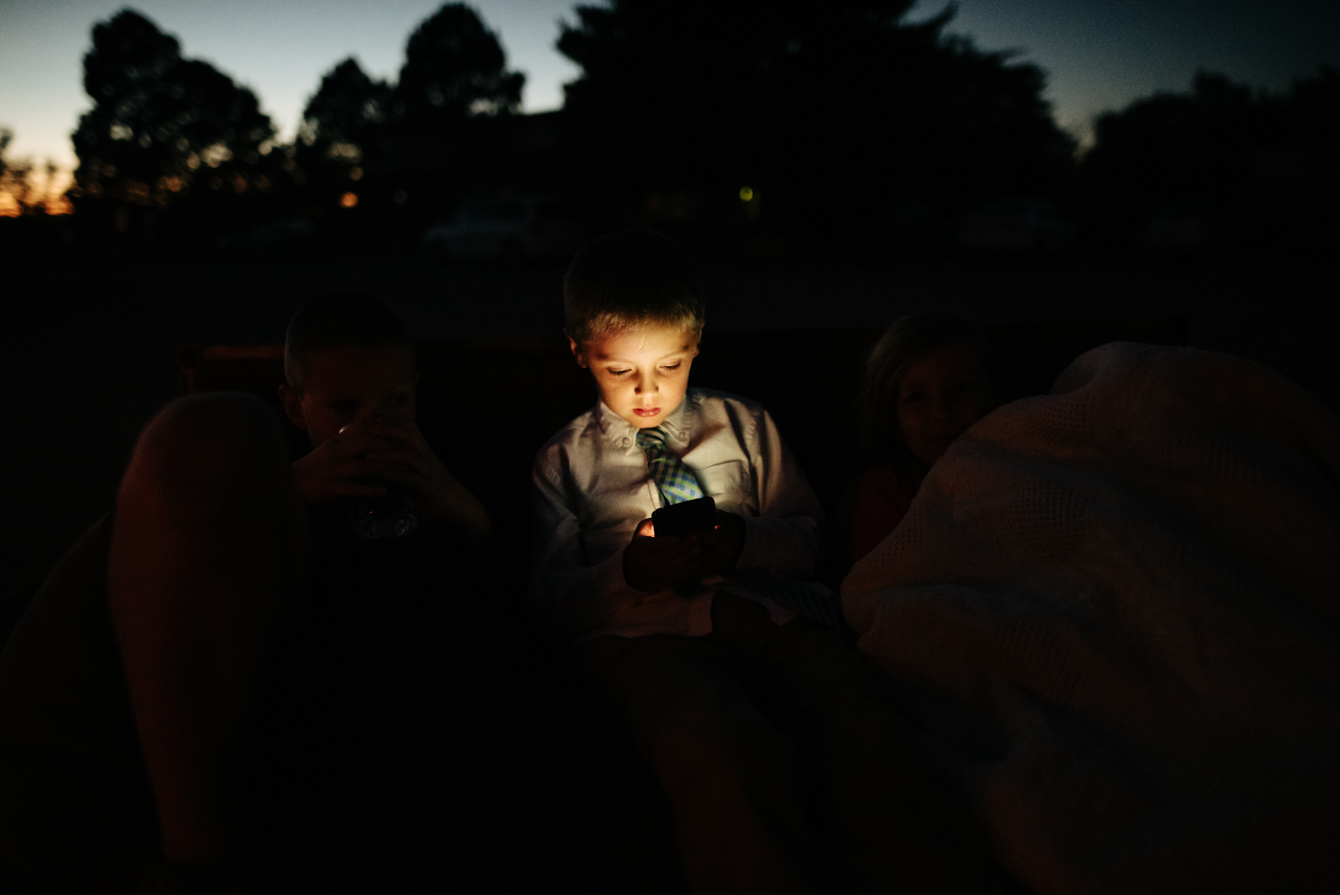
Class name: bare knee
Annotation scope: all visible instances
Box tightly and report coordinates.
[119,393,290,520]
[653,678,799,800]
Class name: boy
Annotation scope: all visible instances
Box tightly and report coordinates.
[1,294,495,892]
[279,293,490,538]
[531,231,995,893]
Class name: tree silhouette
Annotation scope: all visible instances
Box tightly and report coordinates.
[0,128,12,186]
[1277,66,1340,147]
[556,0,1075,254]
[284,4,529,241]
[71,8,279,244]
[295,57,395,219]
[298,58,394,166]
[1080,67,1340,250]
[396,3,524,127]
[387,3,527,222]
[1085,72,1259,212]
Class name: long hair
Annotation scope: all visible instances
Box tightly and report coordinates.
[857,311,997,461]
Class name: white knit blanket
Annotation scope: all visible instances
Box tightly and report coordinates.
[842,343,1340,894]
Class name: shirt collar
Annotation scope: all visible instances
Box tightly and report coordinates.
[658,394,691,445]
[595,400,635,440]
[595,392,694,449]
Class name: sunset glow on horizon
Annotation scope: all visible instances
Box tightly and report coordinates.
[2,1,1336,215]
[0,169,75,216]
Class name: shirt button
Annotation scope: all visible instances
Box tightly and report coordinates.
[619,437,631,449]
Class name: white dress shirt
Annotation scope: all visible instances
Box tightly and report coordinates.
[530,388,824,642]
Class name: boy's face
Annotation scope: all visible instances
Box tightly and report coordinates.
[572,325,699,430]
[280,344,418,447]
[895,342,994,466]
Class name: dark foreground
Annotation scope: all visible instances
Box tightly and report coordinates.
[6,255,1335,602]
[1,254,1336,889]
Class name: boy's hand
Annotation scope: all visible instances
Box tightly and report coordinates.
[290,423,398,505]
[354,417,491,540]
[696,510,746,579]
[623,519,704,593]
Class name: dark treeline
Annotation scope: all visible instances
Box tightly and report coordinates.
[60,4,529,255]
[1081,69,1340,254]
[3,1,1337,261]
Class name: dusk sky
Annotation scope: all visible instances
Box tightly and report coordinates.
[2,0,1338,176]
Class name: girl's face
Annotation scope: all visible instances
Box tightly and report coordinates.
[895,342,994,466]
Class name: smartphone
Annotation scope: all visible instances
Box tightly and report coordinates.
[652,496,717,537]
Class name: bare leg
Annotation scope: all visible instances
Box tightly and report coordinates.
[715,596,1001,893]
[581,631,832,895]
[107,393,308,869]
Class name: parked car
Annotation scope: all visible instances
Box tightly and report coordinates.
[957,199,1077,253]
[420,196,586,262]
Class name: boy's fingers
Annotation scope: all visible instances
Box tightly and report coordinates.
[625,525,708,590]
[329,481,388,499]
[362,419,422,445]
[673,542,703,562]
[383,469,429,488]
[365,447,431,472]
[639,535,693,560]
[335,423,383,445]
[337,433,398,456]
[654,544,702,572]
[341,459,397,480]
[698,529,728,553]
[368,417,417,434]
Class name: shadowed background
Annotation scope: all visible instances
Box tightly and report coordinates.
[1,5,1338,888]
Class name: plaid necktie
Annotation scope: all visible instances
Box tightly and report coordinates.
[636,426,845,634]
[636,426,705,505]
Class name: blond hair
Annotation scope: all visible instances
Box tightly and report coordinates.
[563,229,706,347]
